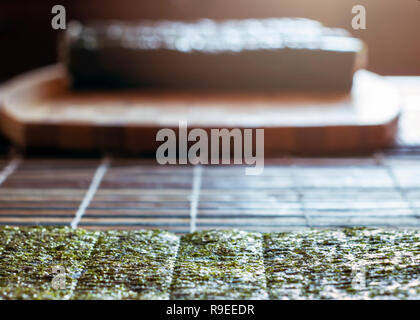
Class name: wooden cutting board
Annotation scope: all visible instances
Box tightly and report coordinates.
[0,64,401,155]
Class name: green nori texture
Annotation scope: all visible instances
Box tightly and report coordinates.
[72,229,179,300]
[0,227,99,299]
[264,228,420,299]
[170,230,268,299]
[0,227,418,300]
[0,226,20,254]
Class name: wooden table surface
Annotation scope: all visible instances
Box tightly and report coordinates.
[0,76,419,233]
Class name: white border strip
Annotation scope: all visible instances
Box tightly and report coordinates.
[0,156,21,186]
[71,157,110,229]
[189,165,203,233]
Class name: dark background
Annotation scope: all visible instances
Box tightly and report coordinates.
[0,0,419,83]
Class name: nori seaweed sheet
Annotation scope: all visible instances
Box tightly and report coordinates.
[0,227,418,300]
[0,227,98,299]
[170,230,268,299]
[65,19,364,92]
[0,226,20,255]
[72,229,179,299]
[264,228,420,299]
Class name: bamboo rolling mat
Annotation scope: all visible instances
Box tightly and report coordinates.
[0,150,419,233]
